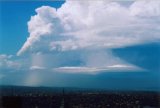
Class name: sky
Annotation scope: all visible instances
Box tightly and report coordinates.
[0,0,160,91]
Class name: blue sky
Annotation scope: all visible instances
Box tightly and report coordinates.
[0,0,160,91]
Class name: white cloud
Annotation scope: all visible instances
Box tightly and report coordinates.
[108,64,132,68]
[53,50,144,74]
[53,64,143,74]
[17,6,59,56]
[30,65,46,70]
[53,66,104,74]
[17,0,160,55]
[14,0,160,74]
[130,1,160,17]
[0,54,12,59]
[82,50,125,67]
[0,54,21,70]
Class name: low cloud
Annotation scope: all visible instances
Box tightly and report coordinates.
[30,66,46,70]
[53,64,143,74]
[0,54,21,70]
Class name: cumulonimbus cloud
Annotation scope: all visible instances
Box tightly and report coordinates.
[14,0,160,74]
[17,0,160,56]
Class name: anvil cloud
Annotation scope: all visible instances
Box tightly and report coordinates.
[14,0,160,74]
[17,0,160,55]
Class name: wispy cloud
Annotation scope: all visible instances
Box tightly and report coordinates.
[0,54,21,70]
[53,64,143,74]
[30,66,46,70]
